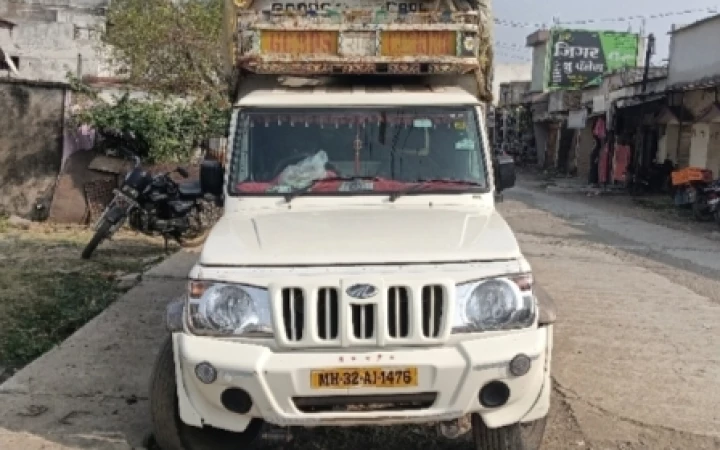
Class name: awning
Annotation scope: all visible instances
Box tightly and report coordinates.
[695,102,720,123]
[655,104,695,125]
[615,93,666,109]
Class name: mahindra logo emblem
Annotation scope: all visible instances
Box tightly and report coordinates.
[346,283,378,299]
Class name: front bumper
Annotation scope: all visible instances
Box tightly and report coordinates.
[173,326,553,432]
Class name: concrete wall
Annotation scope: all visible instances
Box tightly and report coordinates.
[668,15,720,86]
[689,123,710,168]
[530,43,547,92]
[492,63,532,104]
[0,79,66,217]
[708,124,720,177]
[0,0,111,82]
[575,122,595,182]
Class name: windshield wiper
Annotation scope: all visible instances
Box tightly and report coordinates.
[388,178,486,202]
[282,176,380,203]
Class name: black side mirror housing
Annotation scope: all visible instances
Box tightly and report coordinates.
[494,154,516,192]
[200,159,225,199]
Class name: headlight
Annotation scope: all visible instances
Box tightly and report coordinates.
[454,275,536,333]
[187,281,273,336]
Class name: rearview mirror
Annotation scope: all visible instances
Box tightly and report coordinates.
[200,159,225,199]
[494,154,516,192]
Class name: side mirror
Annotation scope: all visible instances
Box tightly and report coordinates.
[494,154,516,192]
[200,159,225,199]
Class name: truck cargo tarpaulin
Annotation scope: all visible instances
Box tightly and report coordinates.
[547,29,640,90]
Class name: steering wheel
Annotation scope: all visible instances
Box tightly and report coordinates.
[269,153,342,180]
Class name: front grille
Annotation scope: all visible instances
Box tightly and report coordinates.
[277,283,448,346]
[351,304,375,339]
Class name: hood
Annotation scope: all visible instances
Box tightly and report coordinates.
[199,206,521,266]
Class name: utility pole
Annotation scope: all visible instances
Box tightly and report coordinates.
[641,33,656,93]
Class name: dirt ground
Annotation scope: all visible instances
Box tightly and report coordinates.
[0,217,167,382]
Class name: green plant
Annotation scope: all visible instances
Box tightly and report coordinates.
[102,0,226,101]
[71,95,230,163]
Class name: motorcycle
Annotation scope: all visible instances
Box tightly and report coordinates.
[703,181,720,226]
[689,180,720,222]
[81,144,221,259]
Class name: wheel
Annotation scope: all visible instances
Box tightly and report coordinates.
[714,209,720,227]
[149,336,262,450]
[179,200,221,247]
[81,219,113,259]
[471,414,547,450]
[692,200,713,222]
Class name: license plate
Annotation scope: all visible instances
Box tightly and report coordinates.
[260,31,338,55]
[380,31,455,57]
[310,367,418,389]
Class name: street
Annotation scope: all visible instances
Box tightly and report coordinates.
[1,182,720,450]
[504,184,720,450]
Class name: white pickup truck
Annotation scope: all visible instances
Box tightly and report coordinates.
[149,74,555,450]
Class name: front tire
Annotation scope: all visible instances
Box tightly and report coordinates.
[81,218,113,259]
[471,414,547,450]
[149,336,262,450]
[692,199,713,222]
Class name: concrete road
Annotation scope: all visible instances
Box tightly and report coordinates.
[1,190,720,450]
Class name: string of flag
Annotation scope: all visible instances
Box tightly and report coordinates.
[493,51,531,62]
[494,41,528,51]
[494,5,719,29]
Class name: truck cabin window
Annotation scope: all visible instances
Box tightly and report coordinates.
[229,107,487,196]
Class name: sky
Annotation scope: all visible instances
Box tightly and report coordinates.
[493,0,719,65]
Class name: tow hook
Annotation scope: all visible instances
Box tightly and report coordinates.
[437,415,472,439]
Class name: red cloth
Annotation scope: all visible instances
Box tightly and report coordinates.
[235,177,477,194]
[613,145,631,183]
[593,117,606,140]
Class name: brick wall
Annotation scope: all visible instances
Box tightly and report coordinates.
[0,79,67,217]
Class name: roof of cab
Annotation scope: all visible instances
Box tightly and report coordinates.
[236,84,480,107]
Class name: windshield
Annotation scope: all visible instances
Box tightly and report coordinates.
[228,107,488,196]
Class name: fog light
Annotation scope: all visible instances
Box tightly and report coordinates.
[509,354,532,376]
[221,388,253,414]
[479,381,510,408]
[195,362,217,384]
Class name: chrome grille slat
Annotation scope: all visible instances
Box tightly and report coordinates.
[421,285,444,338]
[316,287,339,340]
[281,288,305,341]
[387,287,410,338]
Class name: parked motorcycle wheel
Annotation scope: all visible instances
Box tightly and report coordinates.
[692,200,714,222]
[81,218,113,259]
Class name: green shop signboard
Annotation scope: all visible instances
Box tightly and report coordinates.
[546,29,639,90]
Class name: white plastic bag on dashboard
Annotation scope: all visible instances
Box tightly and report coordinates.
[276,150,329,190]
